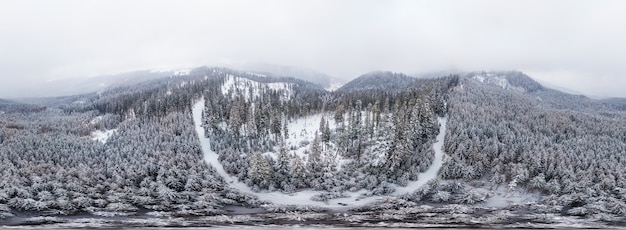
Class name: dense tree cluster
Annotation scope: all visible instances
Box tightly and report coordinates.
[442,75,626,214]
[337,71,420,93]
[2,66,625,220]
[0,99,47,114]
[0,68,262,218]
[203,72,456,194]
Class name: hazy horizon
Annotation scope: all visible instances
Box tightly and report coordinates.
[1,0,626,98]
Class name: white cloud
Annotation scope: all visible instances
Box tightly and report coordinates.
[0,0,625,97]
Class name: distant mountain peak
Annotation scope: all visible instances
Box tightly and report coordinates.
[226,63,336,88]
[337,71,416,92]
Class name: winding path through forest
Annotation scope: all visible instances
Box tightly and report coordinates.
[193,99,448,210]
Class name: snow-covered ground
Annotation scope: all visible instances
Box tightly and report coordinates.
[483,186,540,208]
[89,115,117,144]
[245,72,267,78]
[282,113,338,161]
[91,129,117,144]
[193,100,449,210]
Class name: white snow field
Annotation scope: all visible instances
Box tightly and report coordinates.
[193,99,448,210]
[279,112,339,162]
[91,129,117,144]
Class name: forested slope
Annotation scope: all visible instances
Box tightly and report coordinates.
[2,68,626,221]
[442,72,626,215]
[200,71,456,197]
[0,68,264,218]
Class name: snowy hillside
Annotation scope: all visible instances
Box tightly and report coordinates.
[17,70,191,98]
[337,71,417,92]
[0,98,44,113]
[221,75,293,101]
[200,71,454,207]
[470,73,525,92]
[466,71,543,92]
[228,63,335,89]
[194,100,450,209]
[3,67,626,227]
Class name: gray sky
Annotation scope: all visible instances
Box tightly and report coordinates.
[1,0,626,98]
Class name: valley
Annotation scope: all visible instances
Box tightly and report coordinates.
[193,98,449,209]
[1,67,625,228]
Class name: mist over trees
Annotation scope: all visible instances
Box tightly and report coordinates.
[1,67,626,220]
[0,68,262,217]
[440,72,626,215]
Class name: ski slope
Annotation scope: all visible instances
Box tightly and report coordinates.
[193,99,448,210]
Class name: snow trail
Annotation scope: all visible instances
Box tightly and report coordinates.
[391,117,448,195]
[193,99,448,210]
[193,99,254,195]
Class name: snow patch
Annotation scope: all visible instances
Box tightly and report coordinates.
[471,74,525,92]
[91,129,117,144]
[89,116,102,125]
[174,69,190,76]
[246,72,267,77]
[483,186,540,208]
[284,113,337,161]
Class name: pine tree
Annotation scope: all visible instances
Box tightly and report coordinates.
[274,146,291,189]
[271,111,282,141]
[373,100,382,128]
[334,104,344,128]
[248,152,273,189]
[290,155,308,189]
[229,99,242,137]
[307,134,325,189]
[324,120,331,142]
[319,116,326,136]
[283,119,289,140]
[320,117,331,146]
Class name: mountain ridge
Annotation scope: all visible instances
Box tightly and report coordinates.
[336,71,418,92]
[8,65,625,102]
[1,66,626,225]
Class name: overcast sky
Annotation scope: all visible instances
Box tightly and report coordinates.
[1,0,625,98]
